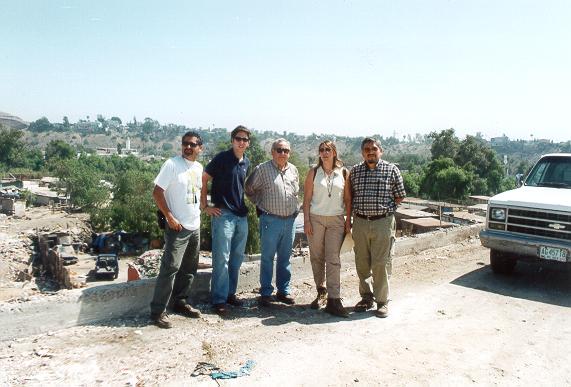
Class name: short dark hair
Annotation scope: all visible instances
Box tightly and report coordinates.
[360,137,382,151]
[182,131,202,145]
[231,125,251,140]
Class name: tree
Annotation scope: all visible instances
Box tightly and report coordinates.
[0,126,26,168]
[63,116,70,129]
[454,135,504,195]
[429,129,460,160]
[421,157,470,200]
[244,135,268,254]
[107,169,159,237]
[45,140,75,164]
[28,117,54,132]
[110,116,122,125]
[56,158,109,212]
[402,171,422,197]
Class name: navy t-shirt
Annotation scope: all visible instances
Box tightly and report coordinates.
[205,149,250,217]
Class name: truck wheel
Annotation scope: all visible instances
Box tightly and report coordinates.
[490,249,517,274]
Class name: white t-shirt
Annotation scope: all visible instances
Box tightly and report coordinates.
[154,155,203,231]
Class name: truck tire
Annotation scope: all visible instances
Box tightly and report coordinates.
[490,249,517,274]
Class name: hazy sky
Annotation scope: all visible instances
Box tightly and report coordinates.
[2,1,570,141]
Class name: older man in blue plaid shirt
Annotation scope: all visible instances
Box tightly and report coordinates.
[344,137,406,318]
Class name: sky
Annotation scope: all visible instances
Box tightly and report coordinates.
[1,0,570,142]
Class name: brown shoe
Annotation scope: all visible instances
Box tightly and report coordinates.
[227,294,245,307]
[375,303,389,318]
[259,295,274,307]
[173,303,201,318]
[310,287,327,310]
[325,298,349,318]
[213,303,228,315]
[150,312,172,329]
[354,298,374,312]
[276,292,295,305]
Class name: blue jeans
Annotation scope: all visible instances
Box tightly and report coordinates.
[150,225,199,315]
[259,213,296,296]
[210,209,248,305]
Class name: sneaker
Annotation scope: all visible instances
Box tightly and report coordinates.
[375,303,389,318]
[276,292,295,305]
[150,312,172,329]
[259,295,274,307]
[212,303,228,315]
[325,298,349,318]
[227,294,244,307]
[354,298,374,312]
[173,303,201,318]
[310,287,327,310]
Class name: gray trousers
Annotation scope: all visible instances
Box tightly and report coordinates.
[150,225,200,315]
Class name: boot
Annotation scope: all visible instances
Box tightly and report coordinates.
[310,287,327,309]
[325,298,349,318]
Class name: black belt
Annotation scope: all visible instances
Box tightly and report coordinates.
[262,211,298,219]
[355,213,391,221]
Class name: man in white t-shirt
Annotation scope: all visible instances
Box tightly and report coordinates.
[150,131,204,329]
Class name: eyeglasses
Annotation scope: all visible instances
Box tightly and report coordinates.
[234,136,250,143]
[319,147,332,153]
[182,141,200,148]
[275,148,290,154]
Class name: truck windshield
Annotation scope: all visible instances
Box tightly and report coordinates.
[525,157,571,188]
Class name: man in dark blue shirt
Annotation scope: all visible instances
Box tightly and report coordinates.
[201,125,251,314]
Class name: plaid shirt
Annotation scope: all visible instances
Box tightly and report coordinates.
[245,160,299,217]
[350,160,406,217]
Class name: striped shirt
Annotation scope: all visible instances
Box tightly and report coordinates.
[350,160,406,217]
[245,160,299,217]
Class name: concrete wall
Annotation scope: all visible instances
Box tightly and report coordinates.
[0,224,483,342]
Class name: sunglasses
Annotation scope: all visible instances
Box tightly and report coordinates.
[319,147,332,153]
[234,136,250,143]
[182,141,201,148]
[275,148,290,154]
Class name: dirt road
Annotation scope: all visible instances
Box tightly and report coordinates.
[1,238,569,386]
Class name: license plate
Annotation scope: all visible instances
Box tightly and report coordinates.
[539,246,568,262]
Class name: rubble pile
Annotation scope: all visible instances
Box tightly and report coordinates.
[132,249,163,278]
[0,233,34,283]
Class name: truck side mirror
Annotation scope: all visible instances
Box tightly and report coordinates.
[515,173,524,188]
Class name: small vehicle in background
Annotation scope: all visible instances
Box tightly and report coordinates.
[95,253,119,279]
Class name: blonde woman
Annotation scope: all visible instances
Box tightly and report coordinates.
[303,140,350,317]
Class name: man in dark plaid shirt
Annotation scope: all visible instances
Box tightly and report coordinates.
[344,137,406,318]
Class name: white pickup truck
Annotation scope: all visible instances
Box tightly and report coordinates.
[480,153,571,274]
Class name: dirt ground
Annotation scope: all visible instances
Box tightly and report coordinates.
[1,237,569,386]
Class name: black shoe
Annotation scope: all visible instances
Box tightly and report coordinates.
[375,303,389,318]
[173,303,201,318]
[354,298,374,312]
[276,292,295,305]
[259,295,274,307]
[227,294,244,307]
[150,312,172,329]
[310,287,327,310]
[325,298,349,318]
[212,303,228,315]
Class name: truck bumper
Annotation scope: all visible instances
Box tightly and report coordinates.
[480,229,571,262]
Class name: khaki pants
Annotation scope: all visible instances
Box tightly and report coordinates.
[307,214,345,298]
[352,215,395,304]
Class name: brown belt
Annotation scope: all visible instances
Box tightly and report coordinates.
[354,213,390,221]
